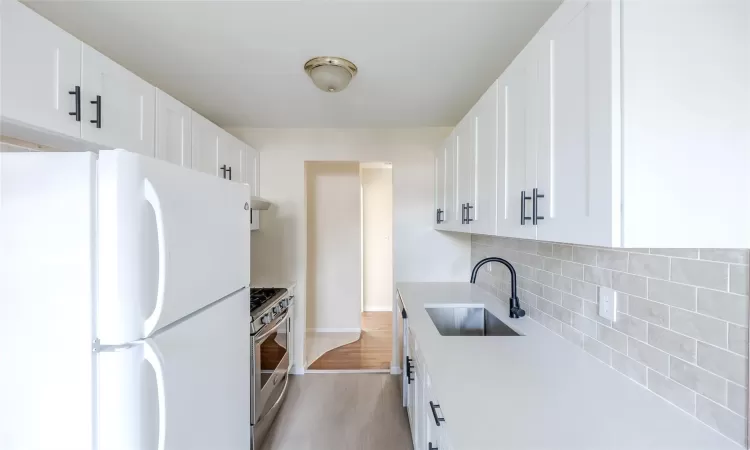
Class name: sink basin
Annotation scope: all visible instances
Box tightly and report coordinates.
[426,306,521,336]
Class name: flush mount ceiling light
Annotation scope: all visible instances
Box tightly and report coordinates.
[304,57,358,93]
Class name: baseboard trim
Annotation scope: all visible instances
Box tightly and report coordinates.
[304,369,391,374]
[306,328,361,333]
[363,307,393,312]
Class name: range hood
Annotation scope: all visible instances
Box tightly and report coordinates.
[250,196,272,211]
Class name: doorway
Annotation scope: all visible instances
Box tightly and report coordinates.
[304,162,393,371]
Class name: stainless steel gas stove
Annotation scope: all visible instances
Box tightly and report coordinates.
[249,287,293,449]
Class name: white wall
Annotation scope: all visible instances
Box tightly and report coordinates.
[228,128,472,373]
[361,166,393,312]
[305,162,362,331]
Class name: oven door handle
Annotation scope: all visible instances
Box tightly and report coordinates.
[255,311,289,342]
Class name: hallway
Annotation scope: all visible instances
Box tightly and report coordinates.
[260,374,412,450]
[308,312,392,370]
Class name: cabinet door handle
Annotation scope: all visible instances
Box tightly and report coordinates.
[520,191,532,225]
[406,356,414,384]
[461,203,468,224]
[250,208,253,225]
[532,188,544,225]
[436,208,444,224]
[466,204,474,223]
[68,86,81,121]
[90,95,101,128]
[429,401,445,426]
[429,444,438,450]
[220,164,228,179]
[227,166,232,181]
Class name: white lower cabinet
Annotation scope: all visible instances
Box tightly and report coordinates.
[81,44,156,157]
[407,329,452,450]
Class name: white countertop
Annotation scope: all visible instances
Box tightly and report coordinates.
[397,282,740,450]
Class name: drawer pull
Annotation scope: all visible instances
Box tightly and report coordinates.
[429,401,445,426]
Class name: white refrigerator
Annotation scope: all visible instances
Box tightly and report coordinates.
[0,150,252,450]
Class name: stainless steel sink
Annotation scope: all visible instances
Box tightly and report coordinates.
[426,306,522,336]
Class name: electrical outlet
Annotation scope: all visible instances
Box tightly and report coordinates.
[598,287,618,321]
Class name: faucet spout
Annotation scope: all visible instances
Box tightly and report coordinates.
[470,257,526,319]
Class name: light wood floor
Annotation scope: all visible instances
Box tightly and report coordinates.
[308,312,393,370]
[260,374,413,450]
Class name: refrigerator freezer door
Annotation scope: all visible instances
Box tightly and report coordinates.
[97,150,250,343]
[97,289,251,450]
[0,152,97,450]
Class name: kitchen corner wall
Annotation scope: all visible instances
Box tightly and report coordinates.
[471,235,749,447]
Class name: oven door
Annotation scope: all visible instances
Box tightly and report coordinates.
[252,310,290,425]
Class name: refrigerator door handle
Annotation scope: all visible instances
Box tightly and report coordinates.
[144,340,166,450]
[143,178,166,336]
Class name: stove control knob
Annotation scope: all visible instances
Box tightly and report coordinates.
[280,299,287,308]
[272,306,280,315]
[261,314,271,325]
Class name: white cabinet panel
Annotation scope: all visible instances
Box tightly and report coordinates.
[496,52,538,241]
[442,134,461,231]
[1,0,81,138]
[155,90,191,168]
[244,145,260,230]
[433,139,448,229]
[190,112,220,176]
[81,45,155,156]
[454,115,473,232]
[536,1,617,246]
[217,132,243,183]
[469,81,499,236]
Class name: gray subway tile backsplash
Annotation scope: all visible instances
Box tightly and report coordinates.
[470,235,749,446]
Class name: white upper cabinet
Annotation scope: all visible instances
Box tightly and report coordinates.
[619,0,749,248]
[81,44,156,157]
[496,50,538,241]
[218,132,244,183]
[155,90,192,168]
[191,112,220,176]
[468,81,499,236]
[535,1,616,246]
[454,114,473,230]
[243,145,260,230]
[435,0,749,248]
[434,143,447,228]
[442,133,461,231]
[1,0,82,138]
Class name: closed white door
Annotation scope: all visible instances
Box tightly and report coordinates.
[155,90,191,168]
[469,81,499,236]
[190,112,220,176]
[218,132,244,183]
[1,0,81,138]
[81,45,155,156]
[96,150,250,344]
[97,290,250,450]
[454,115,473,232]
[536,1,616,246]
[496,50,538,240]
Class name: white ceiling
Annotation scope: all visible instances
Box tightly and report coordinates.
[25,0,561,128]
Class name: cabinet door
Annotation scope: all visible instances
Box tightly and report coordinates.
[469,81,499,236]
[536,1,616,246]
[1,0,81,138]
[406,332,417,443]
[81,45,155,156]
[190,112,220,176]
[155,90,191,168]
[433,142,447,229]
[442,132,461,232]
[218,132,244,183]
[496,51,538,240]
[454,115,473,232]
[423,372,440,450]
[244,146,260,230]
